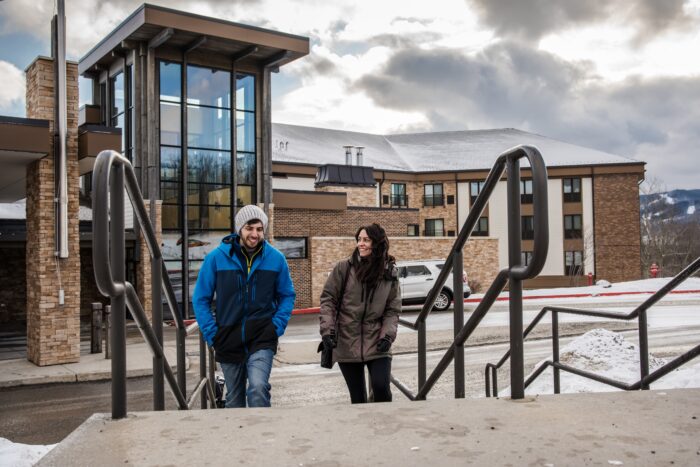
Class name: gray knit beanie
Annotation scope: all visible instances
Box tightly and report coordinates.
[235,205,268,234]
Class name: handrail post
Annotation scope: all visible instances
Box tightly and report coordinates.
[104,305,111,359]
[418,320,427,394]
[208,345,216,408]
[177,327,187,395]
[110,164,127,419]
[507,156,525,400]
[552,311,560,394]
[453,250,465,398]
[151,200,165,410]
[91,302,103,354]
[200,333,207,409]
[638,309,650,390]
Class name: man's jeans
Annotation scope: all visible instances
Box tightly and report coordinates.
[220,348,274,408]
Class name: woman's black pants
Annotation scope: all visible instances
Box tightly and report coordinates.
[338,357,392,403]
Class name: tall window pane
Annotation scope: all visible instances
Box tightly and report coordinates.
[187,65,231,108]
[160,62,181,102]
[188,105,231,150]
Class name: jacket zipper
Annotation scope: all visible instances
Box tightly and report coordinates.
[360,283,368,361]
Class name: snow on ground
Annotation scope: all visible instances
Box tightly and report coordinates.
[0,438,55,467]
[502,328,700,396]
[469,277,700,301]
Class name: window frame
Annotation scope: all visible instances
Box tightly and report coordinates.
[424,218,445,237]
[472,216,489,236]
[274,237,308,259]
[521,215,535,240]
[564,250,584,276]
[423,183,444,207]
[563,177,582,203]
[564,214,583,239]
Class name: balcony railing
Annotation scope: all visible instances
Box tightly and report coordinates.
[390,194,408,207]
[423,228,446,237]
[423,194,444,207]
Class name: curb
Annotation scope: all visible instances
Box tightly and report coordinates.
[290,289,700,315]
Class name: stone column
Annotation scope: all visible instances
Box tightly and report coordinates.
[136,200,162,323]
[25,57,81,365]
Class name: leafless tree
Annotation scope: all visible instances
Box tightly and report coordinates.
[639,177,700,277]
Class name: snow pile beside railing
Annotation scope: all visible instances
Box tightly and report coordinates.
[505,329,700,396]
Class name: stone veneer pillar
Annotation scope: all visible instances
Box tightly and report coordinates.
[25,57,81,365]
[136,200,162,322]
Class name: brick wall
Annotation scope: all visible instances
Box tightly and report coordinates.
[0,248,27,323]
[25,58,81,365]
[135,200,162,322]
[310,236,499,307]
[273,206,419,307]
[317,185,377,207]
[593,174,642,282]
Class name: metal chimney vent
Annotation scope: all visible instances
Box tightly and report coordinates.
[355,146,364,166]
[344,145,354,165]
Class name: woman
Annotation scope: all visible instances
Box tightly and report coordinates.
[319,223,401,403]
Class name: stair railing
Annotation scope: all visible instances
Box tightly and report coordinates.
[392,145,549,400]
[485,255,700,397]
[92,149,218,419]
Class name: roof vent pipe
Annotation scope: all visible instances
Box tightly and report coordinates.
[344,145,354,165]
[355,146,364,166]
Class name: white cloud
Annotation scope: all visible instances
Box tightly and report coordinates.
[0,61,25,116]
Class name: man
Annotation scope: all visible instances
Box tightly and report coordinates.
[193,205,295,408]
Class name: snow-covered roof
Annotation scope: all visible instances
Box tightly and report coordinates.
[271,123,640,172]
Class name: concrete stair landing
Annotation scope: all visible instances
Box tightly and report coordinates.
[38,389,700,466]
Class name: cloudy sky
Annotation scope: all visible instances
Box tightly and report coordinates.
[1,0,699,189]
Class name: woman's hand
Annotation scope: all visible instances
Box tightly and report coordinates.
[377,336,392,352]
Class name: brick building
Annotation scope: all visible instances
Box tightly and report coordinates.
[268,124,645,307]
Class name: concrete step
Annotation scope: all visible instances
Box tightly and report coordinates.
[38,388,700,466]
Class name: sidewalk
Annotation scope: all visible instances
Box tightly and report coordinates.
[0,326,188,389]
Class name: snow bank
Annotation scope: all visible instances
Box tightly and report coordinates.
[503,329,700,396]
[0,438,55,467]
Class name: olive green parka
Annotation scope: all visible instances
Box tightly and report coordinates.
[319,255,401,363]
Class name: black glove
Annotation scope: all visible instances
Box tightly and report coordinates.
[323,331,337,350]
[377,336,392,352]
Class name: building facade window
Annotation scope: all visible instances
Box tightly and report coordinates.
[470,181,485,205]
[423,183,444,207]
[424,218,444,236]
[565,250,584,275]
[521,179,533,204]
[158,60,257,311]
[522,215,534,240]
[521,251,533,266]
[563,177,581,203]
[472,216,489,236]
[275,237,307,258]
[407,224,419,237]
[109,68,133,161]
[564,214,583,239]
[391,183,407,207]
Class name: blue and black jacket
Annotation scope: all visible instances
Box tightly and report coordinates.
[192,234,296,363]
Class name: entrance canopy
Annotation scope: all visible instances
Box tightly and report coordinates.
[0,116,50,202]
[79,4,309,75]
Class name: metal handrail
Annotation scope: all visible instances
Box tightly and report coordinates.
[392,144,549,400]
[485,254,700,397]
[92,149,217,418]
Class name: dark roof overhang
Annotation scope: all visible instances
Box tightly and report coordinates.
[315,164,376,187]
[79,3,310,75]
[0,116,50,202]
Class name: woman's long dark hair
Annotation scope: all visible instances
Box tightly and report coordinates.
[353,223,395,286]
